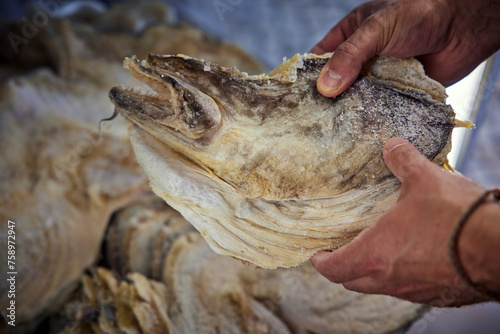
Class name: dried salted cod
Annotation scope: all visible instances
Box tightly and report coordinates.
[110,53,455,269]
[0,113,148,331]
[69,268,172,334]
[0,2,264,330]
[59,198,424,334]
[105,195,195,280]
[164,231,425,334]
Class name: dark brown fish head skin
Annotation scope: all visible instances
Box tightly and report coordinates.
[110,54,455,200]
[108,54,335,142]
[109,54,224,144]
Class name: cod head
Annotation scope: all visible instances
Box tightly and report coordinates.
[109,53,455,268]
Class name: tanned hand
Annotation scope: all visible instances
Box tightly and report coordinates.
[312,0,500,97]
[311,138,500,306]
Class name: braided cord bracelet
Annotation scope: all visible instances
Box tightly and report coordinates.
[448,188,500,301]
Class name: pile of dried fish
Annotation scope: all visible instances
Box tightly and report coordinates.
[0,2,261,332]
[57,197,425,334]
[111,53,455,269]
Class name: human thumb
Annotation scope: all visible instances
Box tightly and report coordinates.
[383,137,430,184]
[316,25,382,97]
[316,44,363,98]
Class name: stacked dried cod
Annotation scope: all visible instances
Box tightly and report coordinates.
[0,2,256,332]
[0,2,449,333]
[58,197,426,334]
[110,53,455,269]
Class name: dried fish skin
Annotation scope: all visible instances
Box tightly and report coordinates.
[111,53,455,269]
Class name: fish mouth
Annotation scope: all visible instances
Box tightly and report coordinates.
[109,55,222,140]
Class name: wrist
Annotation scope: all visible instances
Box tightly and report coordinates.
[458,191,500,295]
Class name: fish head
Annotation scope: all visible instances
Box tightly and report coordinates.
[109,54,230,143]
[109,53,325,141]
[109,53,454,202]
[109,53,457,268]
[109,53,334,200]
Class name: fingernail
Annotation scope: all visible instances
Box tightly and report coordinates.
[319,67,342,93]
[384,138,408,152]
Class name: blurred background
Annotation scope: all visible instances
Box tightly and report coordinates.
[1,0,499,333]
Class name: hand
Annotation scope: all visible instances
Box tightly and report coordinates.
[310,138,491,306]
[312,0,500,97]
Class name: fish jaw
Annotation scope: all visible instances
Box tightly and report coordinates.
[109,56,222,141]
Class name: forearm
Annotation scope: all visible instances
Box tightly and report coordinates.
[459,192,500,295]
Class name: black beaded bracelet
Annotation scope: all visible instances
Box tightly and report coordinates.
[448,188,500,301]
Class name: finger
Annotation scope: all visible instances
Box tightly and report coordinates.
[343,277,440,303]
[342,276,383,294]
[310,13,360,54]
[310,1,384,54]
[310,250,363,284]
[311,246,389,285]
[317,16,387,97]
[310,226,379,283]
[418,52,481,87]
[382,137,432,185]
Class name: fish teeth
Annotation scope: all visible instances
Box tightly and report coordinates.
[145,91,162,99]
[124,86,172,102]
